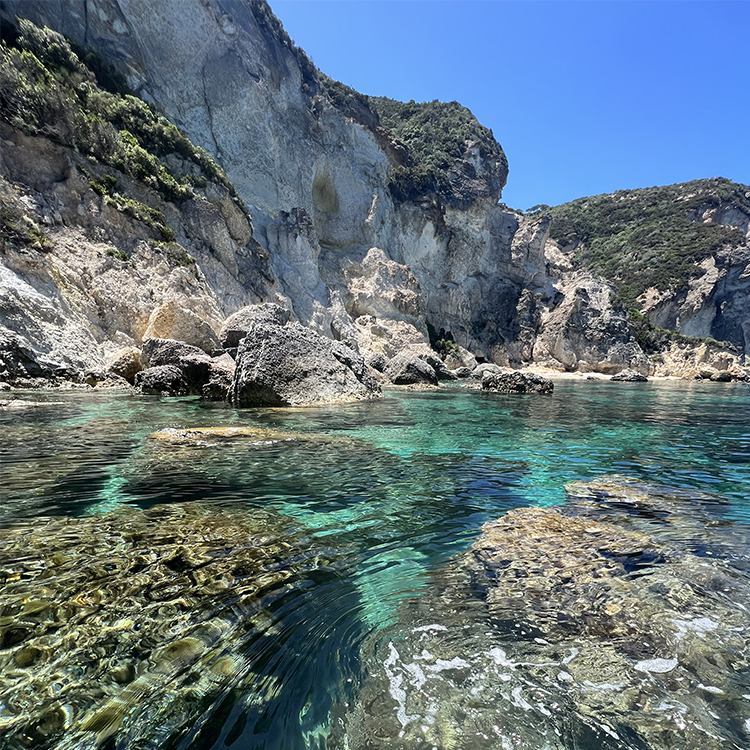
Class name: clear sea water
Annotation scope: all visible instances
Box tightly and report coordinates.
[1,379,750,749]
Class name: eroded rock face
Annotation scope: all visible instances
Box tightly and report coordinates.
[334,476,750,750]
[0,502,344,749]
[0,122,274,388]
[533,273,650,374]
[231,320,381,407]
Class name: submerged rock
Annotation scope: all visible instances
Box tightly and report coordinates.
[335,476,750,750]
[0,502,343,749]
[148,425,308,445]
[481,370,554,394]
[231,320,381,407]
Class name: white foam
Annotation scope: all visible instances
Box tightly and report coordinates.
[412,624,448,633]
[634,657,678,674]
[384,643,420,727]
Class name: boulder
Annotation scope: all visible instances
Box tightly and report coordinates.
[611,368,648,382]
[443,344,478,371]
[710,370,732,382]
[105,346,142,381]
[140,338,211,393]
[365,352,387,373]
[231,321,381,407]
[482,370,553,394]
[384,352,438,386]
[143,301,220,355]
[134,365,188,396]
[420,353,458,381]
[453,366,474,379]
[218,303,293,349]
[471,362,504,380]
[201,353,235,401]
[139,338,235,399]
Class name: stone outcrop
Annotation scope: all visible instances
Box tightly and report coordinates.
[142,300,221,354]
[532,273,650,374]
[105,347,143,381]
[218,301,293,348]
[383,352,438,386]
[610,368,648,382]
[139,338,235,398]
[481,370,554,393]
[231,320,381,407]
[134,364,188,396]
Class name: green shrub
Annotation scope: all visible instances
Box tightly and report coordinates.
[105,247,129,262]
[628,309,739,354]
[368,97,507,205]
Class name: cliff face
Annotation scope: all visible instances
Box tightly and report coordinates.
[1,0,747,383]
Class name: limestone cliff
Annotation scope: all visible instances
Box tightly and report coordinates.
[0,20,275,384]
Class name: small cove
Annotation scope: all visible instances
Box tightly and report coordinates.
[1,379,750,749]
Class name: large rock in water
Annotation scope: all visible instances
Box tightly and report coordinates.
[231,321,381,407]
[481,370,554,393]
[334,476,750,750]
[384,351,438,386]
[138,338,235,399]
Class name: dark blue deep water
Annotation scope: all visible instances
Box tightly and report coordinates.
[1,379,749,749]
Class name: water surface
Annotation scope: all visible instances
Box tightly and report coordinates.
[1,379,749,748]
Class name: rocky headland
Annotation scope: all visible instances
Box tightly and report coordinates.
[0,2,749,400]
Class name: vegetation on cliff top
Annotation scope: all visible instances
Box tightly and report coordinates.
[0,20,248,221]
[544,178,750,307]
[369,96,507,205]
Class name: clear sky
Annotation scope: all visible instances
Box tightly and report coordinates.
[269,0,750,210]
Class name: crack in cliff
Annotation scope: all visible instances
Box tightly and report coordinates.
[82,0,89,46]
[201,64,221,159]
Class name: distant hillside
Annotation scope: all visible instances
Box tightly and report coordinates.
[543,178,750,308]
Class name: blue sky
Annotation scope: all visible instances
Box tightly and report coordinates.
[269,1,749,210]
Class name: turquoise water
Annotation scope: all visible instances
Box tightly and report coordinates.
[1,379,750,748]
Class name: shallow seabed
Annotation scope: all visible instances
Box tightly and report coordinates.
[0,380,749,749]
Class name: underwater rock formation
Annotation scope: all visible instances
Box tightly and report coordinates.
[0,502,347,749]
[333,476,750,750]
